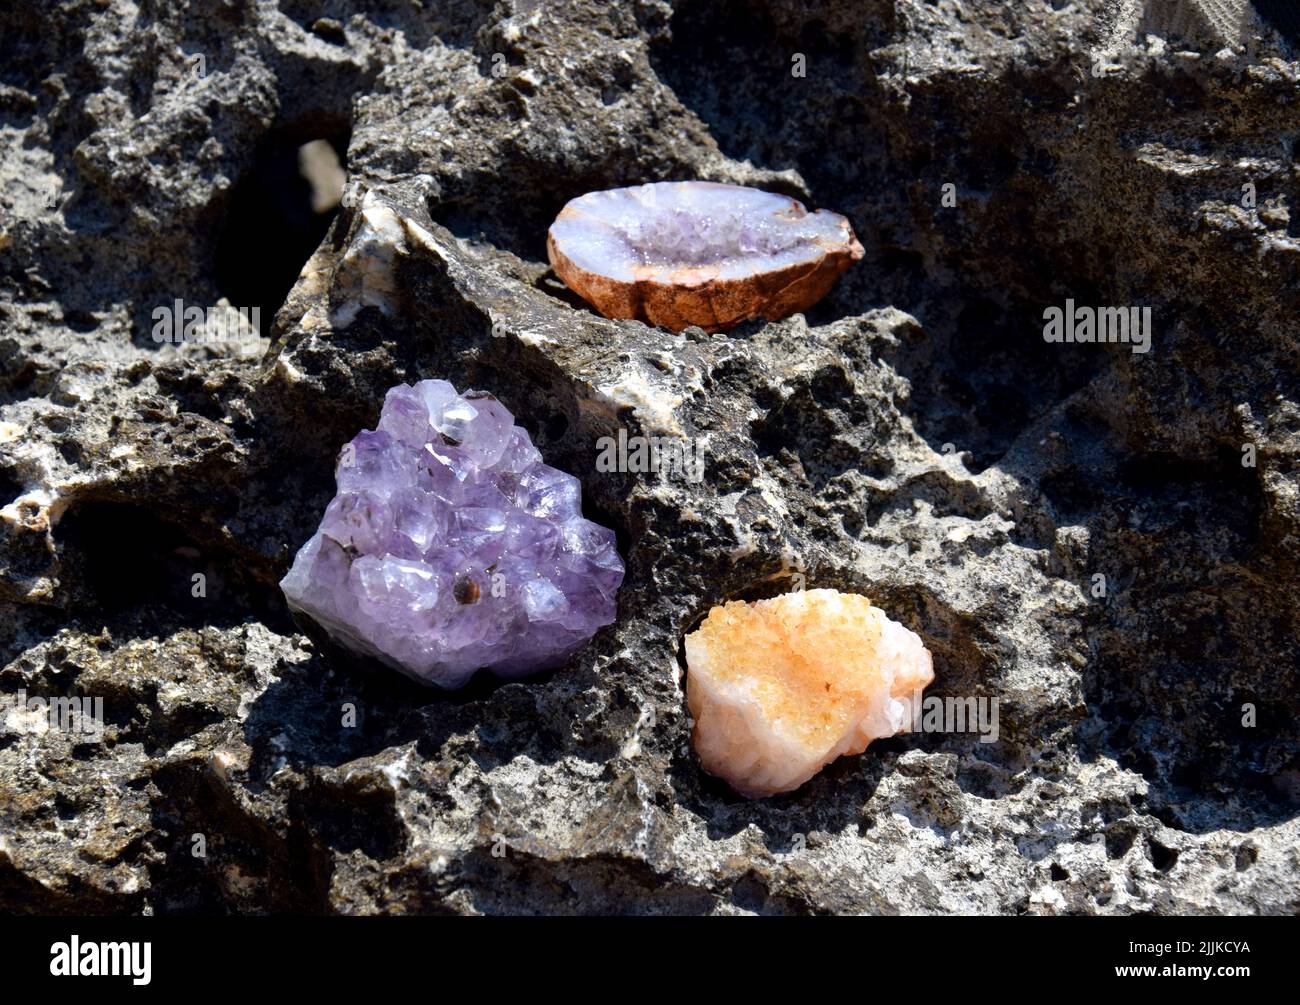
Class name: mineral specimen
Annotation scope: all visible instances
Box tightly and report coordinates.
[547,181,863,332]
[684,589,934,797]
[280,380,624,688]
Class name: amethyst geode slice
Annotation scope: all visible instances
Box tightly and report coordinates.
[547,181,863,333]
[280,380,624,688]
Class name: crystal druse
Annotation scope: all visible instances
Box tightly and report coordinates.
[281,380,624,688]
[685,589,934,797]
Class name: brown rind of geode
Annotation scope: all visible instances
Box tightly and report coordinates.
[546,224,865,333]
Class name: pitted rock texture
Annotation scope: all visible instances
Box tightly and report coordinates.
[1,0,1298,915]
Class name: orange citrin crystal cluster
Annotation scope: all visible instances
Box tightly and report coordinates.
[684,588,934,798]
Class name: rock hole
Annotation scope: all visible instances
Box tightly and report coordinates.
[63,310,99,333]
[0,466,23,509]
[55,500,277,627]
[1146,838,1179,873]
[214,126,349,337]
[1105,824,1137,860]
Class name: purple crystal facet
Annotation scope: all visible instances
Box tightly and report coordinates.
[281,380,623,688]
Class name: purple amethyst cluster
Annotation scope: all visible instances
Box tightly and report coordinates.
[280,379,623,688]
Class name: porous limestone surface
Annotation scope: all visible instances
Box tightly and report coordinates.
[0,0,1297,914]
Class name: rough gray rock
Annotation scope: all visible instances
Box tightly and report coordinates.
[1,0,1297,914]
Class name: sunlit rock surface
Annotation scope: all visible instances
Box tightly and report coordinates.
[685,589,934,797]
[547,181,863,332]
[281,380,623,688]
[5,0,1300,917]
